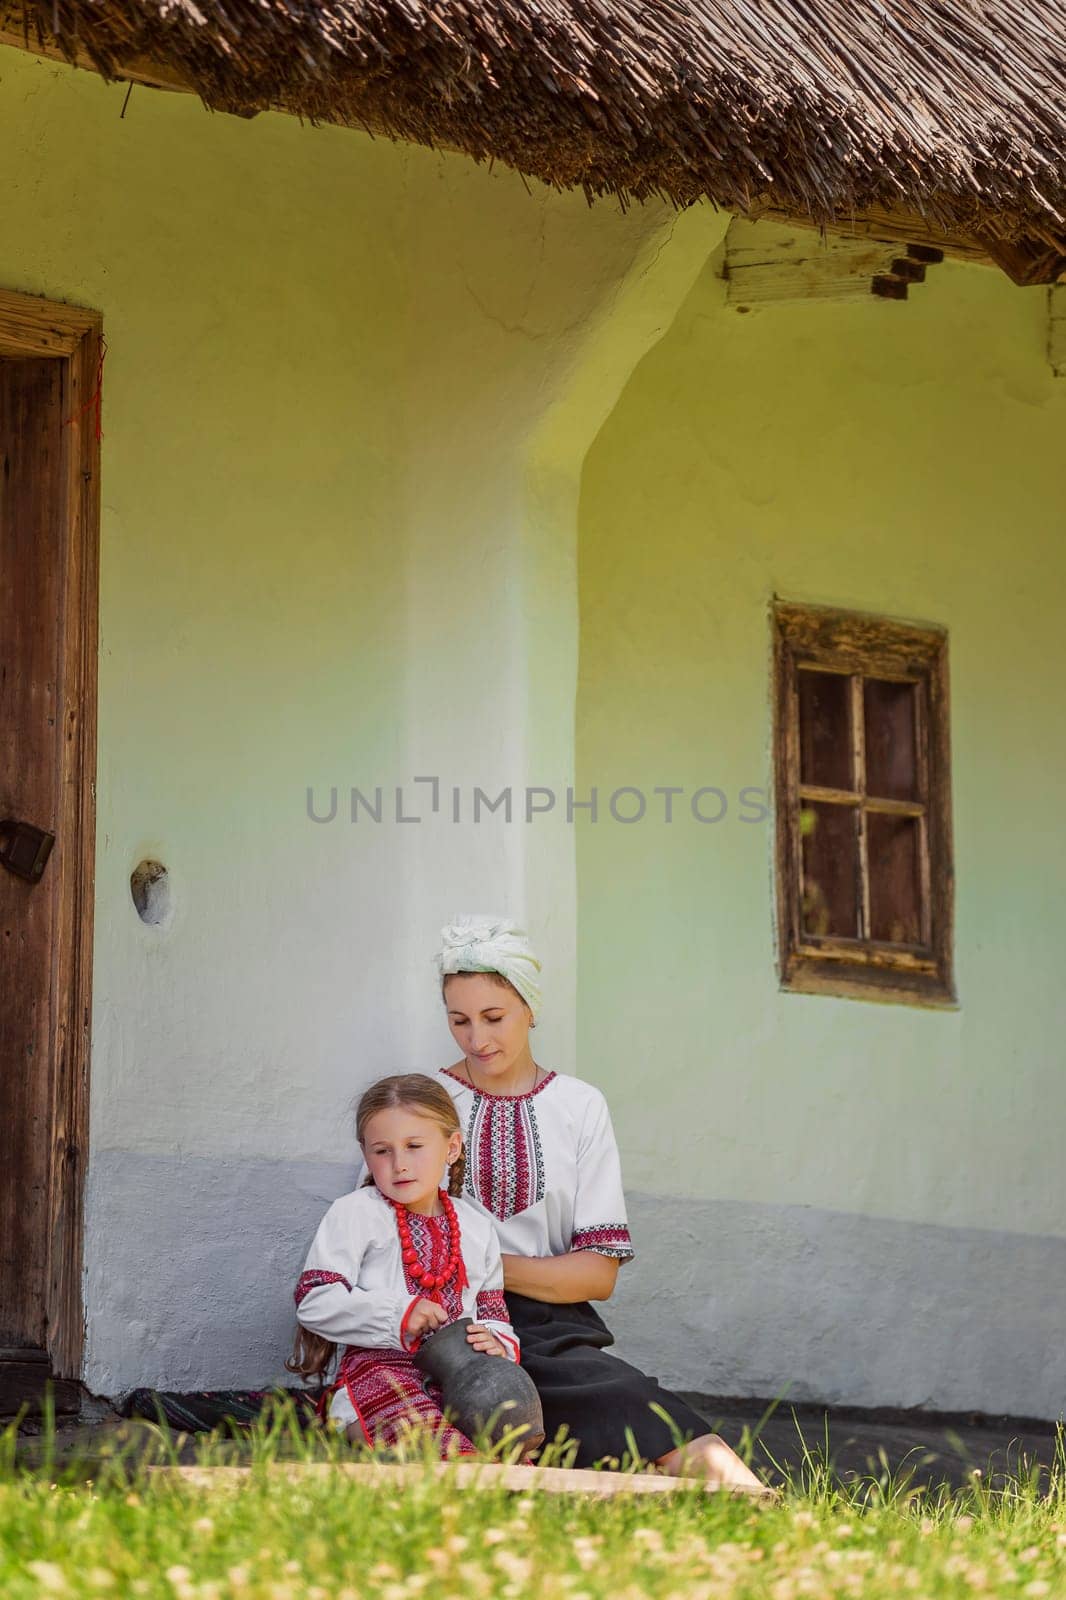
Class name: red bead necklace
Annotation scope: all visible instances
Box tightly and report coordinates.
[391,1189,465,1294]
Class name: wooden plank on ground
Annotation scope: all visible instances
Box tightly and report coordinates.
[151,1462,741,1496]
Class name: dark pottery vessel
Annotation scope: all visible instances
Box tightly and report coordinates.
[414,1317,544,1452]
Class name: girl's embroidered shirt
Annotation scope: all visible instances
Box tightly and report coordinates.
[438,1069,634,1263]
[295,1186,519,1361]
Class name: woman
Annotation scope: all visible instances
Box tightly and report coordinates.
[434,915,764,1490]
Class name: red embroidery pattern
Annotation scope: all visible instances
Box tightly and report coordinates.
[294,1268,351,1307]
[336,1347,476,1455]
[465,1092,546,1220]
[474,1289,510,1324]
[571,1223,634,1260]
[403,1211,465,1323]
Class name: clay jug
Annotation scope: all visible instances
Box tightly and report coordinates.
[414,1317,544,1453]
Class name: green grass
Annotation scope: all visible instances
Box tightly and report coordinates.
[3,1404,1066,1599]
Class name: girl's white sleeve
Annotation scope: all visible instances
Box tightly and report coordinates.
[295,1200,419,1350]
[472,1223,520,1363]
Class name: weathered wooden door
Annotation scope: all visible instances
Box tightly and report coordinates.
[0,292,100,1415]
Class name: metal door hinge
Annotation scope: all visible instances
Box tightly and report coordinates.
[0,820,55,882]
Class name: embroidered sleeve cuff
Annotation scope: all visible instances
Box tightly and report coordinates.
[495,1329,520,1364]
[294,1269,351,1307]
[399,1296,424,1351]
[475,1289,511,1324]
[570,1223,635,1261]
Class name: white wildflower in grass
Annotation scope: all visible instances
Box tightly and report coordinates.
[483,1528,508,1545]
[570,1537,601,1572]
[192,1517,215,1538]
[26,1561,69,1593]
[493,1551,533,1584]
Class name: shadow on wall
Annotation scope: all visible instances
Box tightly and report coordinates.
[609,1191,1066,1423]
[84,1152,357,1396]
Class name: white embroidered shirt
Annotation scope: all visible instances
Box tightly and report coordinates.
[438,1068,635,1262]
[295,1185,519,1361]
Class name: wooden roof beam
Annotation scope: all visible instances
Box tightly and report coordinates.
[0,21,191,94]
[758,203,1066,285]
[754,202,991,268]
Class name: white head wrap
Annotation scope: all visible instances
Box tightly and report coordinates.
[436,915,543,1021]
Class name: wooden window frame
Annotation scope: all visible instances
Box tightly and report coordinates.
[0,288,101,1378]
[773,600,956,1008]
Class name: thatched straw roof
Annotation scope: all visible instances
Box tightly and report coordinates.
[5,0,1066,270]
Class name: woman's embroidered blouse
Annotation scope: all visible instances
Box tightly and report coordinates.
[438,1069,635,1263]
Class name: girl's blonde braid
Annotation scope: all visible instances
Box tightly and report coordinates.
[448,1143,468,1197]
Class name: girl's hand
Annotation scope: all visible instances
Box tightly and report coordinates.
[466,1323,508,1357]
[406,1298,448,1342]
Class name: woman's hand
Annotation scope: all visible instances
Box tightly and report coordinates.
[501,1250,620,1304]
[466,1323,509,1357]
[405,1298,449,1342]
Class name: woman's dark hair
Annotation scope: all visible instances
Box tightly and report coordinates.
[287,1074,466,1383]
[441,969,530,1013]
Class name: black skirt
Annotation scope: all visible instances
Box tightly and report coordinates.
[507,1293,708,1469]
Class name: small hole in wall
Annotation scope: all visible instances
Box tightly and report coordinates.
[131,860,170,926]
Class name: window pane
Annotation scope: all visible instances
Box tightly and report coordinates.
[798,670,853,790]
[864,678,918,801]
[868,813,922,944]
[800,802,859,938]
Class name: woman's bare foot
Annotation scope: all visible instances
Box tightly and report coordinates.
[656,1433,777,1498]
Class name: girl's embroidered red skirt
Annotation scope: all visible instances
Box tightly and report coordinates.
[334,1346,476,1457]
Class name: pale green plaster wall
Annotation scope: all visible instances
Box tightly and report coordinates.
[577,244,1066,1413]
[577,248,1066,1239]
[0,42,728,1390]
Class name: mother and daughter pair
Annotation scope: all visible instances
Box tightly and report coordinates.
[291,916,762,1491]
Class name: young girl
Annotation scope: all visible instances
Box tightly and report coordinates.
[290,1073,519,1455]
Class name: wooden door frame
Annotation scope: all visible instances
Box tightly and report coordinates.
[0,287,101,1379]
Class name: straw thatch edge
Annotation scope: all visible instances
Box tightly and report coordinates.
[3,0,1065,276]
